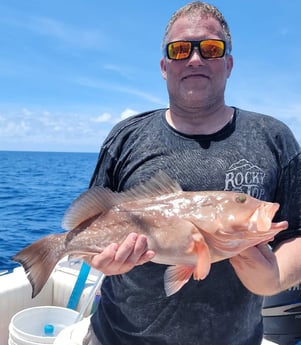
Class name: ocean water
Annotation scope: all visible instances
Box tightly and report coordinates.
[0,151,98,271]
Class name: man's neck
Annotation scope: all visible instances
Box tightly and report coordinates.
[166,105,234,135]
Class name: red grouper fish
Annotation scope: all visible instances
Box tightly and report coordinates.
[13,171,288,298]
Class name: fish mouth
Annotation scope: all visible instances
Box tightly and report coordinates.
[250,203,280,232]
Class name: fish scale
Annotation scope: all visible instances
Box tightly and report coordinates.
[13,171,288,298]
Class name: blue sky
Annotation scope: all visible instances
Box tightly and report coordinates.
[0,0,300,153]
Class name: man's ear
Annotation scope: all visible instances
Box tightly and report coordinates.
[226,54,233,79]
[160,58,167,80]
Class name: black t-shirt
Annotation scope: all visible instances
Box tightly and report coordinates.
[89,107,301,345]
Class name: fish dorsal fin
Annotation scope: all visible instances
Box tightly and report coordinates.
[62,171,181,231]
[62,186,120,230]
[124,170,182,200]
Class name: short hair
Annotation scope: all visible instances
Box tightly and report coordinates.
[162,1,232,53]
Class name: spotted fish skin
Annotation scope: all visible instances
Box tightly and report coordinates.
[13,171,288,298]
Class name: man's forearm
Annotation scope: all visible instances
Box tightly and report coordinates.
[275,236,301,291]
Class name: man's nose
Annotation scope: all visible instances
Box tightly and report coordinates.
[188,47,205,64]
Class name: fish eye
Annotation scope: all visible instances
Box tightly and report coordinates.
[235,194,247,203]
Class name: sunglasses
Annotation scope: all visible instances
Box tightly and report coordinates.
[165,39,227,60]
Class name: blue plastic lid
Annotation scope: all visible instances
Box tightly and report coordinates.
[44,324,54,335]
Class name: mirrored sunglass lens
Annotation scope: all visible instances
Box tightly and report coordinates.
[200,40,225,58]
[168,42,191,60]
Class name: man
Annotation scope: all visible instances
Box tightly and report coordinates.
[84,2,301,344]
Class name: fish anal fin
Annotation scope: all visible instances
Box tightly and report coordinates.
[164,265,194,297]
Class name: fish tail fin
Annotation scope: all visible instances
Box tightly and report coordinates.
[164,265,194,297]
[12,234,65,298]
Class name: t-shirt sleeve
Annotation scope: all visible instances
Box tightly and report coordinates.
[271,151,301,247]
[88,109,161,191]
[89,145,116,189]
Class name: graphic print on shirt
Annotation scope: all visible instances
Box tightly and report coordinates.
[224,159,265,199]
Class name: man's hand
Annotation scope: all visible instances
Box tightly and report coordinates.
[85,233,156,275]
[229,243,281,296]
[230,237,301,296]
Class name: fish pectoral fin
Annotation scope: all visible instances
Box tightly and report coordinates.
[164,265,194,297]
[185,230,211,280]
[193,239,211,280]
[68,249,102,261]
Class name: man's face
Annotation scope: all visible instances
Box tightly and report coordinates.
[160,15,233,111]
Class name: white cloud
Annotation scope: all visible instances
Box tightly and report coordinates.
[121,108,138,120]
[92,113,112,123]
[21,107,33,116]
[0,107,141,152]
